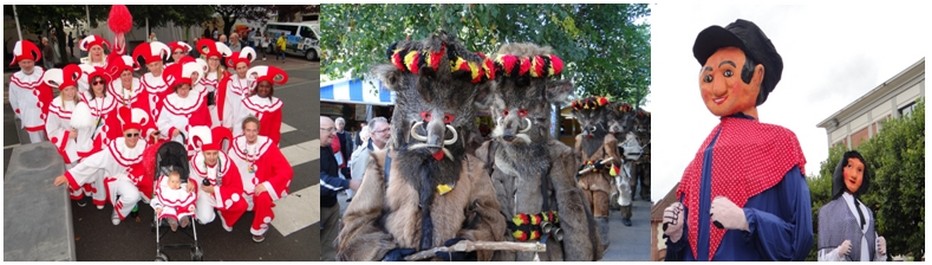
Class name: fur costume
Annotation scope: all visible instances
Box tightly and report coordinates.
[337,33,504,261]
[474,43,601,261]
[571,96,620,250]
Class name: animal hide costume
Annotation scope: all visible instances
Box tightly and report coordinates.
[337,33,505,261]
[474,43,602,261]
[571,96,620,251]
[606,102,639,224]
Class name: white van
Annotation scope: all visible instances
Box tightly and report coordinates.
[263,21,320,61]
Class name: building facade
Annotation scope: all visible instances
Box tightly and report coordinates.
[817,58,925,149]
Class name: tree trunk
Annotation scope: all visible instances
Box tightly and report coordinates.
[223,16,236,38]
[55,20,68,65]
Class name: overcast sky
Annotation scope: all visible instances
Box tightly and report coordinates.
[645,3,929,201]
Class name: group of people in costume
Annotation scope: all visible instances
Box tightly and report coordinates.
[332,32,650,261]
[660,19,887,261]
[8,27,294,243]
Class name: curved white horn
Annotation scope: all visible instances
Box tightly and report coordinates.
[41,68,64,87]
[241,47,257,62]
[216,42,233,57]
[519,117,533,133]
[150,41,172,61]
[410,122,427,142]
[443,124,458,145]
[246,66,268,82]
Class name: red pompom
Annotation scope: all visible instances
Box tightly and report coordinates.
[108,5,133,34]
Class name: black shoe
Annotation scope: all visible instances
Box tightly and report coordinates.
[622,218,632,227]
[252,234,266,243]
[76,200,87,208]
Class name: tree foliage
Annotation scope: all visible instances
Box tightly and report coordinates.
[321,4,651,106]
[808,99,925,260]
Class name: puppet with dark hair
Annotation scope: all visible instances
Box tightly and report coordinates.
[816,150,887,261]
[336,33,505,261]
[662,19,812,261]
[474,43,602,261]
[571,96,620,251]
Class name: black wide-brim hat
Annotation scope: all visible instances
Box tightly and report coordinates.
[693,19,783,106]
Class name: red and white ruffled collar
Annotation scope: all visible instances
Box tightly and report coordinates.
[82,93,117,115]
[107,137,147,167]
[231,135,271,161]
[242,95,282,113]
[163,92,205,116]
[191,151,232,177]
[49,97,77,119]
[142,73,168,94]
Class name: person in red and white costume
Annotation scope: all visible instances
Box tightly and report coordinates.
[135,41,173,120]
[167,41,193,67]
[228,117,293,242]
[231,66,286,144]
[187,126,249,231]
[42,64,89,165]
[73,67,119,209]
[219,47,256,130]
[79,35,110,68]
[79,66,122,153]
[9,40,52,143]
[54,106,152,226]
[195,38,233,128]
[157,56,210,145]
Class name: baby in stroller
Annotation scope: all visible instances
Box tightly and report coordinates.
[151,168,197,232]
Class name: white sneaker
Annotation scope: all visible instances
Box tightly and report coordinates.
[111,211,121,225]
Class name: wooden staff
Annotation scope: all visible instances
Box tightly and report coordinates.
[404,240,546,261]
[578,157,615,175]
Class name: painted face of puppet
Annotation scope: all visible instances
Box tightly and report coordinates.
[698,47,763,117]
[844,157,865,194]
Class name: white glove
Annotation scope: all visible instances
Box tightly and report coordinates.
[836,239,852,258]
[876,236,886,257]
[710,196,749,231]
[662,202,685,243]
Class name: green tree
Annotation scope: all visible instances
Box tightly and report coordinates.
[321,4,651,106]
[808,99,925,260]
[5,5,109,65]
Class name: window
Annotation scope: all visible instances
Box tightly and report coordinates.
[899,101,916,116]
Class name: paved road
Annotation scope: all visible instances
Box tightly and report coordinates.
[602,199,652,261]
[3,56,320,261]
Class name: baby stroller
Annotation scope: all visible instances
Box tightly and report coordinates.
[146,141,204,261]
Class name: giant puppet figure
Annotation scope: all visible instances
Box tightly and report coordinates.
[662,19,812,261]
[337,33,505,261]
[817,150,887,261]
[571,96,620,251]
[475,43,602,261]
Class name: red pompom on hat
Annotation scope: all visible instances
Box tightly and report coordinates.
[195,38,233,59]
[132,41,171,65]
[246,65,289,86]
[168,41,193,54]
[225,47,256,68]
[10,40,41,66]
[79,35,111,52]
[41,64,84,91]
[107,5,133,34]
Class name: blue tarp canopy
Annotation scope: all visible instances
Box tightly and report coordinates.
[320,78,395,106]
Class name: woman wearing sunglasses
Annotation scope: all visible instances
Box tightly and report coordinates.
[167,41,193,67]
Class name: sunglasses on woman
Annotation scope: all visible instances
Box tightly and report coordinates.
[125,133,140,138]
[93,80,106,85]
